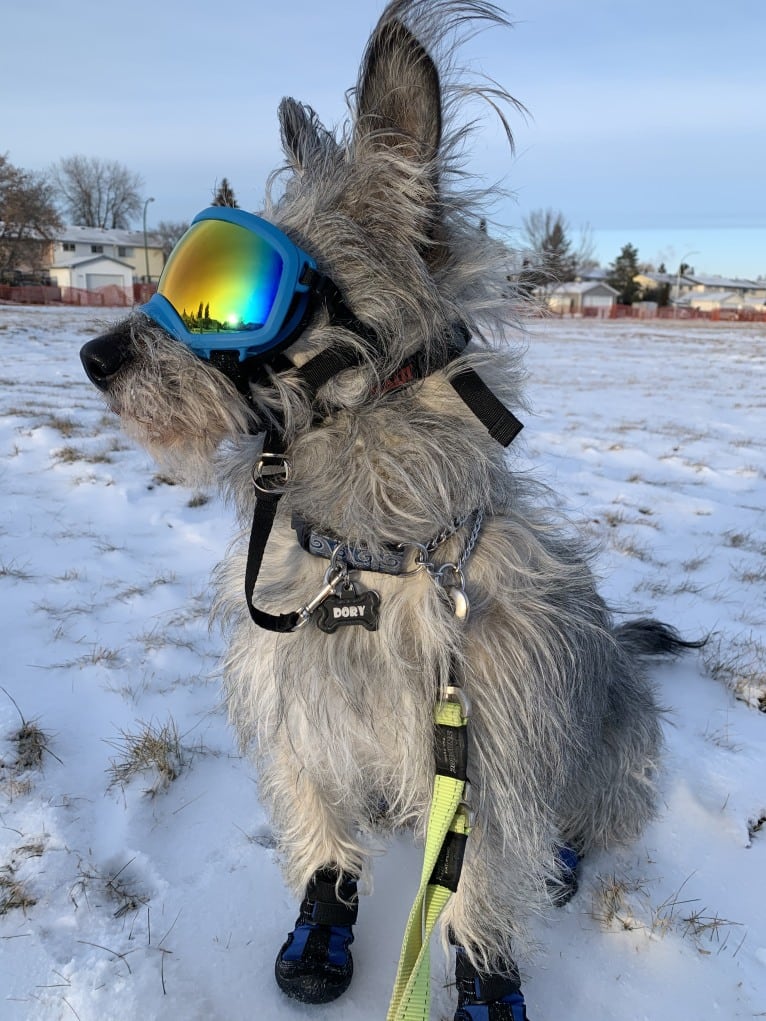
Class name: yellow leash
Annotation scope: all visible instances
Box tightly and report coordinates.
[386,695,471,1021]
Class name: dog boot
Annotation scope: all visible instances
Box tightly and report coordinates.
[274,867,358,1004]
[453,946,528,1021]
[549,842,580,906]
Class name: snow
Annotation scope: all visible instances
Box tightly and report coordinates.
[1,306,764,1021]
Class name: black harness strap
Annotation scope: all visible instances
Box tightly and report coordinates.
[449,367,524,447]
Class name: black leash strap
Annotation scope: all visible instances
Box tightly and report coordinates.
[242,342,370,633]
[244,435,304,633]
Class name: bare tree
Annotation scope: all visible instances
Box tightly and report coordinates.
[52,155,144,228]
[155,219,190,258]
[0,153,61,280]
[521,208,597,285]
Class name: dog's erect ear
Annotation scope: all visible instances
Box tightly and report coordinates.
[279,97,336,171]
[355,17,442,162]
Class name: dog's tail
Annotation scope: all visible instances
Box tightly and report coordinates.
[615,619,706,658]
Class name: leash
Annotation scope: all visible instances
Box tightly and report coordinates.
[387,686,471,1021]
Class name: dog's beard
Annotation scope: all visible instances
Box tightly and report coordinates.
[108,326,254,486]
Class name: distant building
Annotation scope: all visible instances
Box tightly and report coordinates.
[544,280,618,315]
[678,289,766,314]
[634,271,766,309]
[683,273,766,301]
[45,225,165,288]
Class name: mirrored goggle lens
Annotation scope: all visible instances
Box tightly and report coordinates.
[158,219,284,335]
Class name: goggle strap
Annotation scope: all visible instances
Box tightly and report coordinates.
[305,268,380,346]
[210,349,254,393]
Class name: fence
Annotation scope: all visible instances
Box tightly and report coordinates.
[0,282,157,307]
[2,285,765,323]
[573,304,766,323]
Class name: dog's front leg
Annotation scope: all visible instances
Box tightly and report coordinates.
[264,738,366,1005]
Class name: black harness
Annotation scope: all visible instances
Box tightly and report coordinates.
[210,280,523,634]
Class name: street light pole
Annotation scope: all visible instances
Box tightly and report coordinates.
[143,197,155,283]
[674,249,699,310]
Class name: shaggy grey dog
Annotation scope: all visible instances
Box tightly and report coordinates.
[80,2,697,1016]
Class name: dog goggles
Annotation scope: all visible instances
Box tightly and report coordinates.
[141,207,319,361]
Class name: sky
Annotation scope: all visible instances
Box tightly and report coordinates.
[2,0,765,278]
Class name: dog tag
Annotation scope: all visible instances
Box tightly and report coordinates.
[314,581,380,633]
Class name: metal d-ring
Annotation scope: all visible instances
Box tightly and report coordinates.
[396,541,432,578]
[252,452,291,495]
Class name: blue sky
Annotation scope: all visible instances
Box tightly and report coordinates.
[3,0,764,278]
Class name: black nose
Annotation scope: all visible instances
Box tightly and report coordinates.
[80,321,135,391]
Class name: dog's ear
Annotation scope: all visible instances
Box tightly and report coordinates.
[279,97,335,171]
[355,17,442,163]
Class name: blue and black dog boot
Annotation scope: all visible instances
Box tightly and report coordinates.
[550,842,580,906]
[275,867,358,1004]
[453,946,528,1021]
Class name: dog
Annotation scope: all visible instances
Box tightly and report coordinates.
[80,2,699,1016]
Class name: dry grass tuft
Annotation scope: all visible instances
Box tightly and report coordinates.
[748,813,766,844]
[106,717,196,797]
[70,858,151,919]
[44,413,82,437]
[0,866,37,915]
[703,633,766,712]
[591,869,744,953]
[52,445,113,465]
[591,871,647,932]
[0,559,35,580]
[13,721,52,771]
[187,492,210,508]
[1,687,60,772]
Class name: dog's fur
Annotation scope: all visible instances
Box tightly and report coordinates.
[82,0,695,989]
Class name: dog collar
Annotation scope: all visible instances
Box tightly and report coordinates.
[291,512,474,576]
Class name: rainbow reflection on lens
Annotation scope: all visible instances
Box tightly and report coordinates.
[158,219,284,334]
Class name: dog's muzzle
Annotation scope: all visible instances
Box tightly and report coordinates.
[80,322,135,391]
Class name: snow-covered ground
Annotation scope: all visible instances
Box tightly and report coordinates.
[1,305,764,1021]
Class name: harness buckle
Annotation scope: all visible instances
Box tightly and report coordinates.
[253,452,291,494]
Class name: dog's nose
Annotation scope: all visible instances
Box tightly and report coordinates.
[80,322,135,391]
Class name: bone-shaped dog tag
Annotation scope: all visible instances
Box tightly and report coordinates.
[314,582,380,633]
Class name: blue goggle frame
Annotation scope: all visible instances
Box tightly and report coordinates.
[140,207,319,362]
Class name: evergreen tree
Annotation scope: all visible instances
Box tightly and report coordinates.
[212,178,238,207]
[521,208,580,285]
[607,243,641,305]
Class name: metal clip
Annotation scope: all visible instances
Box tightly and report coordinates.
[445,684,472,719]
[294,564,347,629]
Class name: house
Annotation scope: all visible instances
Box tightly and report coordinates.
[682,273,766,301]
[45,225,165,287]
[634,271,677,292]
[544,280,618,315]
[46,253,136,295]
[633,271,766,310]
[676,289,766,315]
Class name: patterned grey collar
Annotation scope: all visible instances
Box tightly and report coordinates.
[291,512,474,576]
